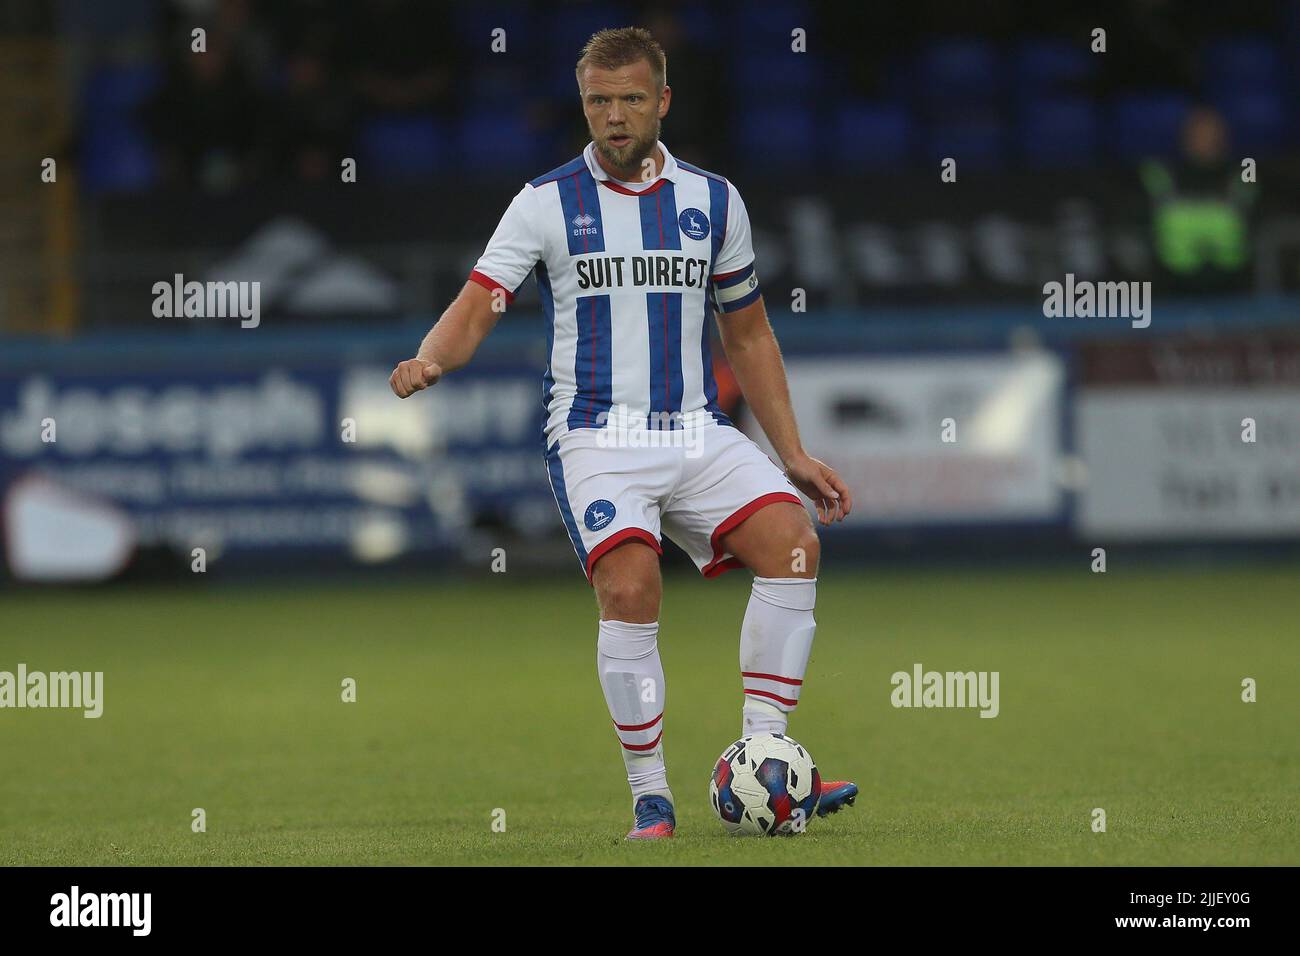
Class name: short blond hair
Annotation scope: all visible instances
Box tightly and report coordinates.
[575,27,666,93]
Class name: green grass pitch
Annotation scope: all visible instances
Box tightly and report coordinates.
[1,564,1297,866]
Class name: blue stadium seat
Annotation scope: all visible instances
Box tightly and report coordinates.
[1018,97,1100,167]
[465,62,530,110]
[1214,90,1290,152]
[917,38,1001,106]
[457,113,542,170]
[1011,38,1094,96]
[924,111,1006,169]
[357,115,452,178]
[1108,93,1193,159]
[675,2,723,47]
[1203,37,1283,93]
[834,101,913,168]
[79,63,163,193]
[734,48,823,99]
[80,120,158,193]
[737,106,815,168]
[82,63,161,114]
[541,60,583,100]
[452,3,537,53]
[731,0,812,50]
[547,4,634,59]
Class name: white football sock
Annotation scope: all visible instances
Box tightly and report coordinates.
[740,576,817,737]
[597,619,672,806]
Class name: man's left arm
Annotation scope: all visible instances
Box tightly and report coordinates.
[715,296,853,525]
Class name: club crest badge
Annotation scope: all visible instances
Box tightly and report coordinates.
[584,499,616,532]
[678,208,709,240]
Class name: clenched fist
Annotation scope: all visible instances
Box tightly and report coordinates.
[389,359,442,398]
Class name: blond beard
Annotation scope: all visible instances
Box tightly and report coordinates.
[592,118,661,179]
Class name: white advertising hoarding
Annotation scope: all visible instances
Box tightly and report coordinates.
[1077,388,1300,538]
[747,353,1066,524]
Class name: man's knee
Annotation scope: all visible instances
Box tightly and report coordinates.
[789,523,820,576]
[756,507,820,577]
[592,542,661,622]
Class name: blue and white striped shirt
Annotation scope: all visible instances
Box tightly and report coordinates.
[470,141,760,444]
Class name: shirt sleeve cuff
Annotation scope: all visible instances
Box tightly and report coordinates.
[468,269,516,304]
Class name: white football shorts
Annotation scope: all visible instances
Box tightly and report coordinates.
[543,420,802,582]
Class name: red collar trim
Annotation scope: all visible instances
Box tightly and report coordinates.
[598,178,669,196]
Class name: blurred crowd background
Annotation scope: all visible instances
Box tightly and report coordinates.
[1,0,1299,583]
[46,0,1300,189]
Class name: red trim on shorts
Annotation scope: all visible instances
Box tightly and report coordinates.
[702,557,745,579]
[744,688,799,707]
[701,492,802,578]
[468,269,515,303]
[614,712,663,732]
[586,528,662,583]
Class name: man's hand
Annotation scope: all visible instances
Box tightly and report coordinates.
[784,452,853,526]
[389,358,442,398]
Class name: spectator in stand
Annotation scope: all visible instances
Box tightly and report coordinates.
[264,29,356,182]
[635,3,729,170]
[342,0,458,116]
[1140,105,1258,293]
[142,22,265,191]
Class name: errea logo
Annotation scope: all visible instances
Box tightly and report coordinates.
[571,213,597,237]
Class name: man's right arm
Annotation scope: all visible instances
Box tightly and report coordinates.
[390,183,542,399]
[389,281,500,398]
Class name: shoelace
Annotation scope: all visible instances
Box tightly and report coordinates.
[635,798,672,827]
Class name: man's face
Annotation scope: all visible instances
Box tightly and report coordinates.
[1183,110,1227,164]
[579,59,670,178]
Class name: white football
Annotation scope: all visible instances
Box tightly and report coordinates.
[709,733,821,836]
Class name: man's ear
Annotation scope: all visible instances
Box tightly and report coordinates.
[658,84,671,119]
